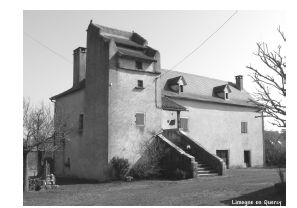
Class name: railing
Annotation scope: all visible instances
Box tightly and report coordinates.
[179,130,226,176]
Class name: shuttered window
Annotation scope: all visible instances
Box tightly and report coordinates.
[241,122,248,133]
[79,114,84,132]
[135,113,145,126]
[180,118,189,131]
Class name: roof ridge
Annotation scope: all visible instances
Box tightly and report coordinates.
[161,69,233,84]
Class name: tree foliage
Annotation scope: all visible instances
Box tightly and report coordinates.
[247,26,286,128]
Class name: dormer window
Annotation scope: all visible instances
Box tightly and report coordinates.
[166,76,187,94]
[136,61,143,70]
[213,84,232,100]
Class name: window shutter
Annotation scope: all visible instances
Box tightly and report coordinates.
[180,118,188,131]
[135,113,145,126]
[241,122,248,133]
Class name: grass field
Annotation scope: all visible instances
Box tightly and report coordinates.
[23,168,285,206]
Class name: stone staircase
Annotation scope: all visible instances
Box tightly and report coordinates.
[196,162,219,177]
[162,129,226,178]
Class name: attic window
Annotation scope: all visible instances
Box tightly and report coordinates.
[180,85,183,93]
[136,61,143,70]
[225,93,229,100]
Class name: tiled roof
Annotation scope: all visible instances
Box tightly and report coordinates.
[161,70,258,108]
[117,47,156,62]
[93,23,132,38]
[162,97,187,111]
[50,79,85,100]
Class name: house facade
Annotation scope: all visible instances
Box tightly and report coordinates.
[50,22,264,181]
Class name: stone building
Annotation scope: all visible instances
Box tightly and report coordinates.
[50,21,264,181]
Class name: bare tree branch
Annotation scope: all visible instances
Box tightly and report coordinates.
[247,27,286,128]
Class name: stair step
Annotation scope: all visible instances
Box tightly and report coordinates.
[197,170,213,174]
[197,167,208,170]
[198,173,219,177]
[197,163,208,167]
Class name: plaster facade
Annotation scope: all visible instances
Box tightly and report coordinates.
[175,99,264,168]
[52,22,264,181]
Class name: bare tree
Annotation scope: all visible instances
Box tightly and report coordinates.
[247,26,286,128]
[23,97,69,191]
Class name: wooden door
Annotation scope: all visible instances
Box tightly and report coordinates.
[244,151,251,167]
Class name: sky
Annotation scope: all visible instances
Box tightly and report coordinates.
[23,10,285,130]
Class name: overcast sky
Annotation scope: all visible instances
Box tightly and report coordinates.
[23,10,285,129]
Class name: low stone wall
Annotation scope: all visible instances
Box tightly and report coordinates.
[157,134,197,179]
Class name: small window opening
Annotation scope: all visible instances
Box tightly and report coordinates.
[137,80,144,88]
[225,93,229,99]
[136,61,143,70]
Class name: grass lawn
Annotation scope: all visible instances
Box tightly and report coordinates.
[23,168,285,206]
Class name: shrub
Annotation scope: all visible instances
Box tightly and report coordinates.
[108,157,130,180]
[264,131,286,167]
[130,162,162,179]
[130,137,168,179]
[171,168,187,180]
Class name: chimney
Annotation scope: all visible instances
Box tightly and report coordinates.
[73,47,87,86]
[235,75,243,91]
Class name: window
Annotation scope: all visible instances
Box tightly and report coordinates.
[225,93,229,99]
[241,122,248,133]
[136,61,143,70]
[137,80,144,88]
[79,114,84,132]
[180,85,183,93]
[180,118,189,131]
[135,113,145,126]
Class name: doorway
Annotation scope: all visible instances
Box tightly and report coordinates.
[244,150,251,167]
[216,150,229,169]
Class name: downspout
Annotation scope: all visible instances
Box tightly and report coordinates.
[155,75,162,109]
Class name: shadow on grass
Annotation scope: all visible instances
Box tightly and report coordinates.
[221,185,286,206]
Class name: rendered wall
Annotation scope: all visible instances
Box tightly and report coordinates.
[108,67,162,164]
[118,58,154,72]
[172,99,264,168]
[81,24,110,181]
[54,90,85,178]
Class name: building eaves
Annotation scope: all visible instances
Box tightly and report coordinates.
[50,79,85,100]
[162,96,187,111]
[102,34,145,49]
[117,47,156,62]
